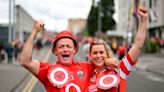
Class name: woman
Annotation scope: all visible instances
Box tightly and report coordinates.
[88,7,148,92]
[89,39,127,92]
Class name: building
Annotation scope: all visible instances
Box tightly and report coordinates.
[145,0,164,40]
[15,5,35,43]
[67,19,87,35]
[0,24,8,44]
[140,0,164,53]
[115,0,137,43]
[116,0,164,53]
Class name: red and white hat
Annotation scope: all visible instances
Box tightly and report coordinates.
[52,31,79,54]
[96,74,120,90]
[47,65,71,88]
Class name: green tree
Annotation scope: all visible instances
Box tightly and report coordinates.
[87,0,115,36]
[87,5,98,36]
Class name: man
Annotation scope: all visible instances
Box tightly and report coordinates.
[19,20,119,92]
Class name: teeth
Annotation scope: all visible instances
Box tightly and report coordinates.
[63,57,69,61]
[96,59,103,62]
[96,60,101,62]
[97,59,102,60]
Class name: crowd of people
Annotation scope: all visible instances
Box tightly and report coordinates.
[0,40,22,64]
[0,38,47,64]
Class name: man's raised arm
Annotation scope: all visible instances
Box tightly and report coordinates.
[19,20,44,75]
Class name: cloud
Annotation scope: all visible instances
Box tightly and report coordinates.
[0,0,9,23]
[15,0,92,19]
[0,0,92,32]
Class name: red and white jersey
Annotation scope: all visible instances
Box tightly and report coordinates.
[36,60,93,92]
[89,53,136,92]
[116,53,136,79]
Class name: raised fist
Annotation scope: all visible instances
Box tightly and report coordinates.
[138,7,148,22]
[33,20,44,33]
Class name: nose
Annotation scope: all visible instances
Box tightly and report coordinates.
[96,53,101,57]
[63,46,68,51]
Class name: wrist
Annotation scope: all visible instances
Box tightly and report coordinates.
[32,29,39,34]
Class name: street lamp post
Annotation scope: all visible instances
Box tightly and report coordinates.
[13,0,16,40]
[8,0,12,42]
[8,0,15,42]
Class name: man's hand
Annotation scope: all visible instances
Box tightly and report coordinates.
[105,57,120,69]
[33,20,44,33]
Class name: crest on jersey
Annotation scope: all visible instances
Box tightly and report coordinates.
[77,71,84,78]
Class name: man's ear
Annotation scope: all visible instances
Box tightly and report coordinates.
[73,48,77,55]
[53,49,57,55]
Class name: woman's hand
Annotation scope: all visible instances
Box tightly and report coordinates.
[138,7,148,23]
[105,57,120,68]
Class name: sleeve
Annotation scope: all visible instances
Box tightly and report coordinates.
[36,62,49,84]
[117,54,136,79]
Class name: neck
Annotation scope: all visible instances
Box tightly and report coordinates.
[57,60,73,66]
[95,65,106,73]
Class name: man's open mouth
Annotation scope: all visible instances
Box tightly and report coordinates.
[62,54,70,57]
[62,54,70,60]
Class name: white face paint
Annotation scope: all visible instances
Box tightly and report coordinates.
[65,83,81,92]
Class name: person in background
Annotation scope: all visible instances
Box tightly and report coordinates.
[4,42,14,64]
[82,40,90,61]
[117,40,127,60]
[0,41,5,63]
[111,39,118,54]
[88,7,148,92]
[14,41,22,61]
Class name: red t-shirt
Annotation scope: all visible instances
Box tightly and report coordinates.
[89,54,136,92]
[36,60,93,92]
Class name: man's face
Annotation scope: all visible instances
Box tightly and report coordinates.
[54,38,76,65]
[90,44,108,68]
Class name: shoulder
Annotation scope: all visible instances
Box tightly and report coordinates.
[39,61,49,67]
[36,62,54,79]
[77,61,91,66]
[77,61,94,72]
[37,61,54,72]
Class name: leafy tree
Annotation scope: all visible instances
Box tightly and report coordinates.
[87,5,98,36]
[87,0,116,36]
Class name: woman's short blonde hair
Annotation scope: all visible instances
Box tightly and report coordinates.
[90,39,113,58]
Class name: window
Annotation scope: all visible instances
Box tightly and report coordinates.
[149,0,157,9]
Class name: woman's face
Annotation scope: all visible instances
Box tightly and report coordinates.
[90,44,108,68]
